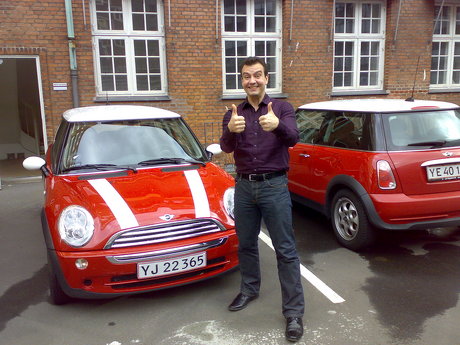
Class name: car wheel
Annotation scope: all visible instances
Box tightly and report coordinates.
[48,264,71,305]
[331,190,376,251]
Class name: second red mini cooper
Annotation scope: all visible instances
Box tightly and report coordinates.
[24,105,238,304]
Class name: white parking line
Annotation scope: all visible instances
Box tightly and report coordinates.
[258,231,346,304]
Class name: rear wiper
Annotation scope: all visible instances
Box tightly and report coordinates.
[407,140,447,148]
[63,164,137,173]
[138,158,205,166]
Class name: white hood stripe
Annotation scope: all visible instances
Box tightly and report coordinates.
[184,170,210,218]
[88,179,139,229]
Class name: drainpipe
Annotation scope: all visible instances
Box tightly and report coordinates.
[64,0,80,107]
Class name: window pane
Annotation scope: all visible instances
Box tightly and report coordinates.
[255,0,264,15]
[224,0,234,14]
[137,75,148,90]
[99,39,112,55]
[267,41,276,56]
[133,13,145,30]
[236,16,247,32]
[148,58,160,73]
[97,13,110,30]
[225,17,235,31]
[148,40,159,55]
[146,14,158,31]
[114,57,126,73]
[115,75,128,90]
[113,40,125,55]
[237,41,247,56]
[135,58,147,73]
[145,0,157,12]
[236,0,246,14]
[226,58,236,73]
[96,0,108,11]
[149,75,161,90]
[226,75,236,89]
[134,40,146,55]
[132,0,143,12]
[101,75,114,91]
[110,0,122,11]
[111,13,123,30]
[255,41,265,56]
[225,41,236,56]
[100,57,113,73]
[453,71,460,84]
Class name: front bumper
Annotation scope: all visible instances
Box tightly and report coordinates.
[49,233,238,299]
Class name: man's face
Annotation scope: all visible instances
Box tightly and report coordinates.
[241,63,269,98]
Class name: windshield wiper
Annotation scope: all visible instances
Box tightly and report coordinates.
[63,164,137,173]
[407,140,447,148]
[138,157,206,166]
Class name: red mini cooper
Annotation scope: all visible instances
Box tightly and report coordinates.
[289,99,460,251]
[23,105,237,304]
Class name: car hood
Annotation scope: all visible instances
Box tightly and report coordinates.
[47,164,234,249]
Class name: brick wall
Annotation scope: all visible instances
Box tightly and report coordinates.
[1,0,460,151]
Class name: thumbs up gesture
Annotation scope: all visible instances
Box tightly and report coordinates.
[228,104,246,133]
[259,102,279,132]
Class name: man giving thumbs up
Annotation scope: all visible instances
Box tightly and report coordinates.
[220,57,305,343]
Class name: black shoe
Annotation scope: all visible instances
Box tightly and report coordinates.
[285,317,303,342]
[228,293,258,311]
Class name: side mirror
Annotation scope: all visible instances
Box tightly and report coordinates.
[206,144,222,159]
[23,156,49,177]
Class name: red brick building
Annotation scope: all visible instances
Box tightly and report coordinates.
[0,0,458,171]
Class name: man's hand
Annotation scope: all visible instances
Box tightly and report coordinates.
[259,102,279,132]
[228,104,246,133]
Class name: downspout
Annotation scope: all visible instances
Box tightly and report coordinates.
[64,0,80,107]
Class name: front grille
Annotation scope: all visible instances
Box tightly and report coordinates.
[105,219,225,249]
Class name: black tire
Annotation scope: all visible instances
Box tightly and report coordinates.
[48,264,71,305]
[330,189,376,251]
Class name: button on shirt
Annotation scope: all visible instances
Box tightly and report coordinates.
[220,95,299,174]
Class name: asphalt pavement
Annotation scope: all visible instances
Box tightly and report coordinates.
[1,179,460,345]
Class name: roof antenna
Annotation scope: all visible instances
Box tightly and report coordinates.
[405,56,420,102]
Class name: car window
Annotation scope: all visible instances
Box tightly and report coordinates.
[382,109,460,150]
[59,118,207,171]
[296,110,374,150]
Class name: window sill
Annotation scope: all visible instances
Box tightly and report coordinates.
[330,90,389,97]
[429,88,460,94]
[94,95,171,102]
[221,93,288,100]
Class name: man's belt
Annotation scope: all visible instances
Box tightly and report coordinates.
[238,170,286,182]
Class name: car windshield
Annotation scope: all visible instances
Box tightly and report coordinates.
[59,118,207,172]
[382,109,460,150]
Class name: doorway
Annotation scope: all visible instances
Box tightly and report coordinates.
[0,56,46,182]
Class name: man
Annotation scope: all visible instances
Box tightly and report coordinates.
[220,57,305,342]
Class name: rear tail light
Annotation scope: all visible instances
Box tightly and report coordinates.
[377,160,397,190]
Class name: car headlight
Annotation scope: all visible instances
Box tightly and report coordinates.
[223,187,235,219]
[58,206,94,247]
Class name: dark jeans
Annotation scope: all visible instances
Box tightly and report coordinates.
[234,174,305,318]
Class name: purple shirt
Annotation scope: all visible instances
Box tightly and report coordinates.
[220,94,299,174]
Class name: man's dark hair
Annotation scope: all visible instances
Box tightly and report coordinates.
[240,57,268,76]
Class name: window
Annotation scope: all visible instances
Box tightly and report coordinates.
[222,0,282,95]
[91,0,167,98]
[431,4,460,89]
[333,1,386,91]
[296,110,374,150]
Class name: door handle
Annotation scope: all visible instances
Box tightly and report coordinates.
[299,153,310,158]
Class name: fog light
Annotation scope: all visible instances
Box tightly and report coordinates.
[75,258,88,270]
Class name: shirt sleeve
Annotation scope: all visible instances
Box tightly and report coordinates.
[219,109,237,153]
[272,101,299,147]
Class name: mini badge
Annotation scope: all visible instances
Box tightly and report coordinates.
[160,214,175,221]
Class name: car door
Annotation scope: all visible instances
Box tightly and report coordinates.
[288,110,333,201]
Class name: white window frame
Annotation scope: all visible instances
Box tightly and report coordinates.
[90,0,167,97]
[430,3,460,89]
[333,0,386,92]
[221,0,282,96]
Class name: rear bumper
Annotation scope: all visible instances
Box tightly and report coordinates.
[48,233,238,299]
[364,191,460,231]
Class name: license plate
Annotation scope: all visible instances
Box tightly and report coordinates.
[426,164,460,181]
[137,252,206,279]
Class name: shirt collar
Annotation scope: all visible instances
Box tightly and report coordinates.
[242,94,271,109]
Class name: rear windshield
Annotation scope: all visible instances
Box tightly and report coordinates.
[382,109,460,151]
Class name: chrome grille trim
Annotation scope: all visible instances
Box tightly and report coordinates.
[104,218,226,249]
[106,238,227,264]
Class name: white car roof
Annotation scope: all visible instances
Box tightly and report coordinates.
[297,99,460,113]
[63,105,180,122]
